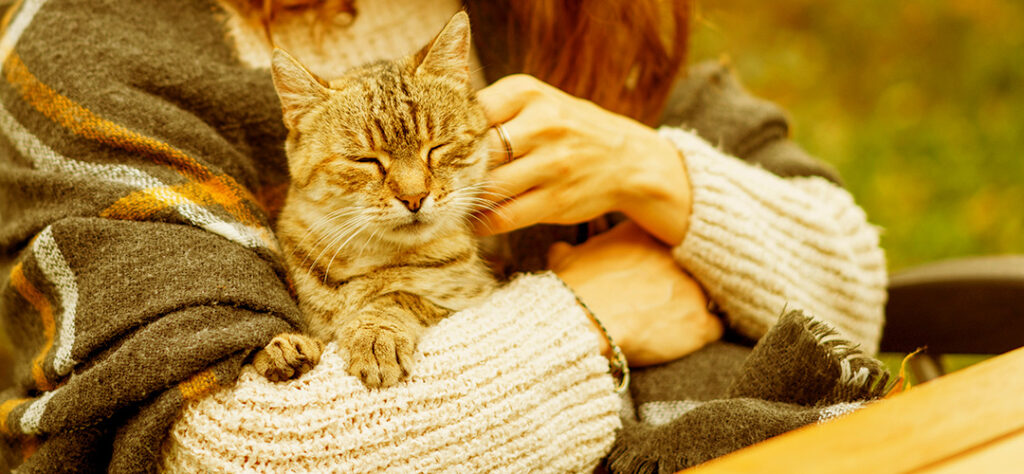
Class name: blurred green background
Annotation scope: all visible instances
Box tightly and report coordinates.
[688,0,1024,379]
[689,0,1024,271]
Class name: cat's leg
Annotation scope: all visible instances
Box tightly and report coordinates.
[253,332,325,382]
[338,291,450,388]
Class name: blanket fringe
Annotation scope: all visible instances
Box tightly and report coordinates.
[801,313,891,400]
[605,441,659,474]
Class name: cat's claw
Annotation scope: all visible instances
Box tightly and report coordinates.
[344,327,415,388]
[253,333,324,382]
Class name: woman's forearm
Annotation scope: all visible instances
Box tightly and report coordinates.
[619,129,694,247]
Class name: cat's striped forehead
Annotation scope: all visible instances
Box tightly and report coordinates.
[320,60,480,158]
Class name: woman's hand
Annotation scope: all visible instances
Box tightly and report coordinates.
[474,74,693,247]
[548,221,723,366]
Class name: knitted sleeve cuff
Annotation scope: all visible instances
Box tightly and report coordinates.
[659,127,887,353]
[161,272,621,473]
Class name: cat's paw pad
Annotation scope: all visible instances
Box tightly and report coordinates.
[253,333,324,382]
[343,327,416,388]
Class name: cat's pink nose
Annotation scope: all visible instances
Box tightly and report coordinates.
[397,192,428,212]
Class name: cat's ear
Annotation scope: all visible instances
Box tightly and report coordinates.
[413,11,472,86]
[271,48,330,129]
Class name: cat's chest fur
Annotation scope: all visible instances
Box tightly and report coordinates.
[279,211,495,329]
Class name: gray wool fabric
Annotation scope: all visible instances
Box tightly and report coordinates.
[607,311,890,474]
[1,0,874,472]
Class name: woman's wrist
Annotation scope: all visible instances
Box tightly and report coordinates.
[620,129,693,247]
[550,271,630,393]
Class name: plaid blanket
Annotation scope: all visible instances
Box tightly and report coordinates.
[0,0,302,471]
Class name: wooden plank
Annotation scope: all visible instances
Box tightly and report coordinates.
[918,429,1024,473]
[682,347,1024,474]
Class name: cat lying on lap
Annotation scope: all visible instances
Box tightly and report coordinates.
[253,12,497,388]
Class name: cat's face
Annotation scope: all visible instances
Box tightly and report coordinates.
[272,12,487,247]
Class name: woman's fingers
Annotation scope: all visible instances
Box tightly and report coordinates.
[480,153,554,203]
[484,103,547,169]
[473,190,551,236]
[546,241,575,270]
[476,74,540,124]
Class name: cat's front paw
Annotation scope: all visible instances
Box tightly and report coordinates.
[342,325,416,388]
[253,333,324,382]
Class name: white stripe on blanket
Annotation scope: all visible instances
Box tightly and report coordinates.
[816,401,864,423]
[0,102,272,251]
[0,0,49,60]
[19,387,57,435]
[638,400,706,426]
[32,227,79,377]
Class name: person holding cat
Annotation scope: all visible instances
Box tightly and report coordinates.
[0,0,887,472]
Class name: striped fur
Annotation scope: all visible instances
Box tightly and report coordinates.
[272,12,496,388]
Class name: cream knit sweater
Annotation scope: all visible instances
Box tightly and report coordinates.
[160,274,621,473]
[161,2,887,471]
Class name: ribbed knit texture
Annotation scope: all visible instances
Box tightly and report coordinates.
[662,127,888,354]
[159,273,621,473]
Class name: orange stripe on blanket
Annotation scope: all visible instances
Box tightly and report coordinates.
[100,179,278,249]
[178,369,220,401]
[21,435,38,461]
[10,263,56,391]
[100,181,208,221]
[0,398,31,435]
[2,53,269,231]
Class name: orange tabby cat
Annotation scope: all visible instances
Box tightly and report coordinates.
[254,12,497,388]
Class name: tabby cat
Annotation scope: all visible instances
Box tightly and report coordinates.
[253,12,497,388]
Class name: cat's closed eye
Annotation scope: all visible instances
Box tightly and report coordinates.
[351,155,385,174]
[353,156,381,165]
[427,143,449,165]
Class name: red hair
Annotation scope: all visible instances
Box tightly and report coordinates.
[477,0,692,125]
[246,0,691,125]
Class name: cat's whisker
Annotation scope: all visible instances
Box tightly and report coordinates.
[450,194,511,221]
[468,180,515,203]
[463,207,509,234]
[323,216,377,279]
[449,182,511,207]
[310,227,364,282]
[307,215,373,277]
[458,196,504,211]
[463,211,491,229]
[454,195,512,229]
[355,227,383,260]
[299,213,369,269]
[294,208,364,258]
[303,226,352,275]
[301,214,365,257]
